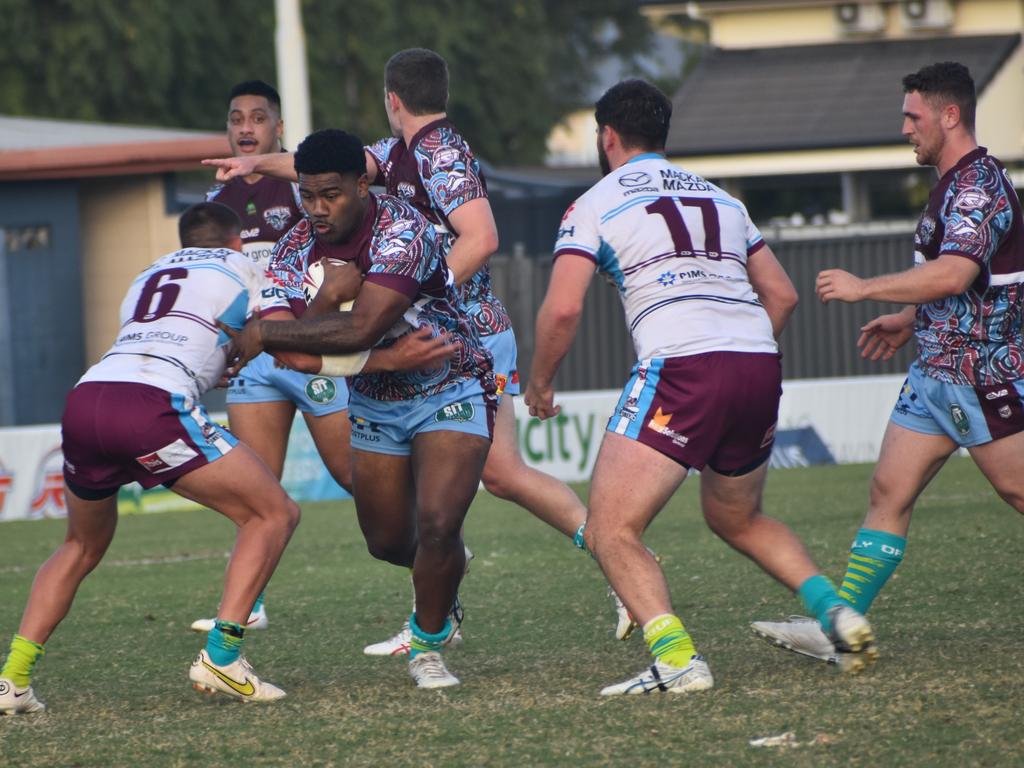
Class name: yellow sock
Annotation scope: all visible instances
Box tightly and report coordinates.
[1,634,45,687]
[643,614,696,668]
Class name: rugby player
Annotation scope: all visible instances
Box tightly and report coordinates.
[524,79,877,695]
[191,80,351,635]
[0,203,302,713]
[751,62,1024,664]
[222,129,496,689]
[204,51,641,652]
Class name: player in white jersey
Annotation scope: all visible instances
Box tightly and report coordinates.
[0,204,301,713]
[524,80,876,695]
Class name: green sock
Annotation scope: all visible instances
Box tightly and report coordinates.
[408,613,452,659]
[205,620,245,666]
[1,634,45,687]
[643,614,696,668]
[797,574,846,634]
[838,528,906,613]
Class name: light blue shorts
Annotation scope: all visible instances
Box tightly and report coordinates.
[482,328,520,398]
[890,361,1024,447]
[348,378,495,456]
[227,352,349,416]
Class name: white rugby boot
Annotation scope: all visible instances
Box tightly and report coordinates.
[188,650,285,702]
[364,595,465,656]
[364,546,472,656]
[408,651,460,689]
[600,655,714,696]
[751,609,878,674]
[0,677,46,715]
[190,603,269,634]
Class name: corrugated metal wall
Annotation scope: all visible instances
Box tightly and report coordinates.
[490,231,918,391]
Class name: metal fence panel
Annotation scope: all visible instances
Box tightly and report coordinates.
[490,231,919,391]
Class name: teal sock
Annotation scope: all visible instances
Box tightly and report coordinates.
[573,523,591,556]
[205,620,245,666]
[251,591,265,614]
[838,528,906,613]
[798,574,846,634]
[408,613,452,659]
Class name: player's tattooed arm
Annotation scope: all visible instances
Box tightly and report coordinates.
[222,282,411,374]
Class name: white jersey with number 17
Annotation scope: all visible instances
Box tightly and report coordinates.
[553,154,777,361]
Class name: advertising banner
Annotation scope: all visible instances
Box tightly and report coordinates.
[0,375,907,522]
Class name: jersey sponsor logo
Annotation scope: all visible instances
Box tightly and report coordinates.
[760,422,777,449]
[657,271,676,287]
[495,373,508,395]
[246,201,258,216]
[431,146,460,170]
[984,388,1009,400]
[659,168,712,192]
[561,202,577,222]
[305,377,337,404]
[398,181,416,198]
[435,401,475,423]
[558,225,575,239]
[646,407,688,447]
[953,187,990,212]
[135,439,199,474]
[117,332,144,344]
[916,215,937,247]
[240,227,260,239]
[619,171,652,187]
[264,206,293,232]
[949,403,971,436]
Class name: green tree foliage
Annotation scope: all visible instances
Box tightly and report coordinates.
[0,0,652,164]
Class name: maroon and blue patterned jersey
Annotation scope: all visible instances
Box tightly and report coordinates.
[268,193,494,402]
[913,148,1024,386]
[366,120,512,337]
[206,176,303,268]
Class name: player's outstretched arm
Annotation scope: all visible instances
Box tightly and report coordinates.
[444,198,499,286]
[202,152,297,183]
[857,306,916,361]
[816,254,980,305]
[747,245,798,338]
[525,254,595,420]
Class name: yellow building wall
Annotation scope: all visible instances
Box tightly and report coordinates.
[79,177,180,365]
[956,0,1023,33]
[977,40,1024,162]
[697,0,1021,48]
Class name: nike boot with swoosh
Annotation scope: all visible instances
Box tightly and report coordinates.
[188,649,285,702]
[0,677,46,715]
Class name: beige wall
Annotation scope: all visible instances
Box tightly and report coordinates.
[79,176,180,365]
[977,40,1024,162]
[688,0,1021,49]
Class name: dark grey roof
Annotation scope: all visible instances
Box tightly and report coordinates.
[667,34,1021,156]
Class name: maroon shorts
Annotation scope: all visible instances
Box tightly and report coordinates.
[607,352,781,474]
[61,381,237,494]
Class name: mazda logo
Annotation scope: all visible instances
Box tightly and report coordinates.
[618,171,652,187]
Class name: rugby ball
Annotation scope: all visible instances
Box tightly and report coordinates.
[302,258,355,311]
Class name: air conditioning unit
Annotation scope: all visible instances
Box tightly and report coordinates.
[901,0,954,31]
[835,2,886,36]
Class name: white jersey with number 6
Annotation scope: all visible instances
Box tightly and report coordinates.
[79,248,269,399]
[553,153,777,360]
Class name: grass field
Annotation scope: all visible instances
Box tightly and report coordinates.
[2,456,1023,767]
